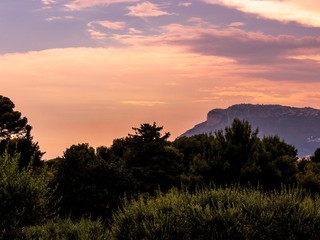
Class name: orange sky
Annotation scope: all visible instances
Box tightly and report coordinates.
[2,46,320,159]
[1,1,320,158]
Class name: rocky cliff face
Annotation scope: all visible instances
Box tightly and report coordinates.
[180,104,320,156]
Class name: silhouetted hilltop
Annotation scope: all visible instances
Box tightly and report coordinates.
[180,104,320,156]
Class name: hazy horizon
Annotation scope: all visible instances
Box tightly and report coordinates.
[1,0,320,159]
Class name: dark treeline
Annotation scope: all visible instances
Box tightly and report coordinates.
[49,119,320,220]
[1,95,320,239]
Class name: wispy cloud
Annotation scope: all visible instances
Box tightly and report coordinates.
[121,101,168,106]
[290,55,320,63]
[86,20,126,40]
[112,23,320,81]
[127,2,171,17]
[89,20,126,30]
[203,0,320,27]
[178,2,192,7]
[87,20,145,40]
[188,17,210,26]
[41,0,57,5]
[40,0,57,9]
[128,28,143,34]
[65,0,139,11]
[113,24,320,61]
[87,29,107,40]
[46,16,75,21]
[228,22,245,27]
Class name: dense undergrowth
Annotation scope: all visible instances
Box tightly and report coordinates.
[108,186,320,240]
[23,218,107,240]
[1,149,320,239]
[22,186,320,240]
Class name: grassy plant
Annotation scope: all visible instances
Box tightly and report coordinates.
[108,185,320,240]
[23,218,107,240]
[0,151,57,239]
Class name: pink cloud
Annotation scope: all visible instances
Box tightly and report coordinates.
[41,0,57,5]
[46,16,74,21]
[87,29,107,40]
[121,101,168,106]
[228,22,245,27]
[65,0,139,10]
[250,59,320,82]
[161,25,320,63]
[87,20,126,40]
[128,27,143,34]
[187,17,214,27]
[89,20,126,30]
[203,0,320,27]
[112,23,320,81]
[127,2,171,17]
[178,2,192,7]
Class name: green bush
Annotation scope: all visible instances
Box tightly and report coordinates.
[108,186,320,240]
[23,218,107,240]
[0,151,57,239]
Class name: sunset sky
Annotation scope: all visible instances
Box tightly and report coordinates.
[1,0,320,159]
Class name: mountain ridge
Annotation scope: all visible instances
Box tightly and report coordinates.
[180,104,320,156]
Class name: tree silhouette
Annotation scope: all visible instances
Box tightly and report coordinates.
[0,95,29,139]
[311,148,320,163]
[214,118,260,183]
[122,123,182,193]
[0,96,43,167]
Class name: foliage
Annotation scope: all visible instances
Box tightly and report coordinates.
[0,151,57,239]
[111,123,183,194]
[108,186,320,240]
[214,119,260,183]
[174,119,298,190]
[0,95,29,139]
[52,143,133,219]
[297,148,320,194]
[0,126,44,168]
[310,147,320,163]
[53,143,96,218]
[0,95,44,168]
[23,218,107,240]
[258,136,298,189]
[174,134,217,188]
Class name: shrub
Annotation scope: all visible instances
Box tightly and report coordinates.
[0,151,57,239]
[108,186,320,240]
[23,218,107,240]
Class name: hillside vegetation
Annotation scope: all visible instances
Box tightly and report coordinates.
[1,95,320,239]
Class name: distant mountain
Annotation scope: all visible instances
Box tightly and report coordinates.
[180,104,320,157]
